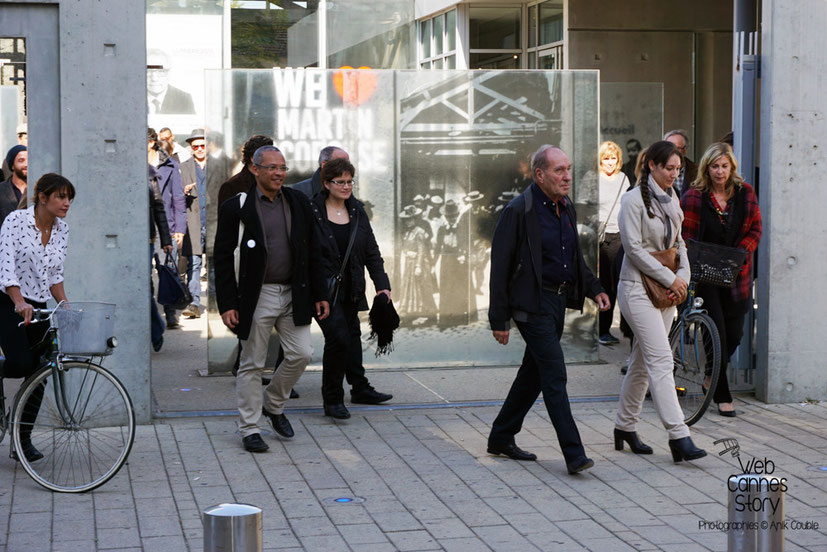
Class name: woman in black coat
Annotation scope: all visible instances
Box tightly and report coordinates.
[310,158,393,419]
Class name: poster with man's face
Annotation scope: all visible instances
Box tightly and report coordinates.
[146,14,222,136]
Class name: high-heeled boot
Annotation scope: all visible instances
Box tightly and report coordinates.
[614,428,653,454]
[668,436,707,462]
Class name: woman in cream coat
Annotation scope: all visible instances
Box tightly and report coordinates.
[613,141,707,463]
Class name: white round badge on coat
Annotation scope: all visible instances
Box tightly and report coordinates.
[246,239,256,249]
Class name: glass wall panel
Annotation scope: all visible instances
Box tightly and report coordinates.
[469,7,520,50]
[205,69,600,370]
[231,1,320,68]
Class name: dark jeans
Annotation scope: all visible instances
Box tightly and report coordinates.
[0,293,48,441]
[696,284,750,404]
[0,293,48,378]
[488,290,586,463]
[598,233,622,335]
[316,300,370,404]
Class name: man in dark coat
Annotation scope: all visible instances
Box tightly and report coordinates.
[214,145,329,452]
[291,145,349,199]
[487,145,610,475]
[665,129,698,197]
[0,145,27,227]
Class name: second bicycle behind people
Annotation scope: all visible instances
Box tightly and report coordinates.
[681,142,762,417]
[0,173,76,462]
[310,158,393,419]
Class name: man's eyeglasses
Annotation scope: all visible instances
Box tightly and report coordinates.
[191,144,206,150]
[256,164,289,172]
[329,179,355,188]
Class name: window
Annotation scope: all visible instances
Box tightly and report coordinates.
[418,9,457,70]
[527,1,563,70]
[468,6,521,69]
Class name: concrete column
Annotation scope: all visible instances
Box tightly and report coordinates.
[56,1,150,421]
[756,0,827,402]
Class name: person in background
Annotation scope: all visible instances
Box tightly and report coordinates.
[597,141,631,346]
[0,125,27,181]
[152,134,186,328]
[217,135,273,210]
[309,158,393,419]
[0,173,75,462]
[614,141,706,463]
[292,146,349,199]
[158,127,191,163]
[621,139,642,184]
[664,129,697,198]
[487,145,609,474]
[0,145,27,226]
[178,129,207,318]
[681,142,762,417]
[148,164,173,351]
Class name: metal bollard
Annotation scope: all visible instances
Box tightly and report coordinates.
[203,503,262,552]
[728,474,785,552]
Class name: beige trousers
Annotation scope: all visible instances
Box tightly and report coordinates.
[237,284,312,437]
[615,280,690,440]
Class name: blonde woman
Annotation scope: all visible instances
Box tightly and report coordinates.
[597,141,631,345]
[615,141,706,462]
[681,143,762,417]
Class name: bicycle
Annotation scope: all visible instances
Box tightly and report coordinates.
[670,282,721,425]
[0,301,134,492]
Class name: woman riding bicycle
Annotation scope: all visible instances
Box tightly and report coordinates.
[0,173,75,462]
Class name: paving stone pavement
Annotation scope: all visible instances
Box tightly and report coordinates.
[3,396,827,551]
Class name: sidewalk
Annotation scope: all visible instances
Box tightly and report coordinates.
[3,395,826,551]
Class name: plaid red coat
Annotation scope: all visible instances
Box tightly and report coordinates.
[681,183,762,301]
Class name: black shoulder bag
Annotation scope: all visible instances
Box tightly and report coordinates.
[326,209,360,308]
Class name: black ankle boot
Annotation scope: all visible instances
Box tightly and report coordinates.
[12,438,44,463]
[614,428,653,454]
[668,436,707,462]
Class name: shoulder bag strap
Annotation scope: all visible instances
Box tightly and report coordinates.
[335,208,360,281]
[598,174,626,241]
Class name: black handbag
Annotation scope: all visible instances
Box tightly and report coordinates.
[326,209,359,308]
[155,252,192,309]
[687,239,746,288]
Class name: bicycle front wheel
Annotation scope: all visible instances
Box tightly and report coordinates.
[11,361,135,493]
[671,312,721,426]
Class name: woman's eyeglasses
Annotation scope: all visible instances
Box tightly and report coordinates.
[330,179,355,188]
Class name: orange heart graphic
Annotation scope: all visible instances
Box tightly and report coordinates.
[332,66,377,106]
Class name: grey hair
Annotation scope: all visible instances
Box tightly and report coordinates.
[530,144,563,175]
[318,146,347,166]
[663,129,689,144]
[252,145,282,166]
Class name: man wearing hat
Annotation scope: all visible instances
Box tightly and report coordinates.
[0,145,27,227]
[178,129,208,317]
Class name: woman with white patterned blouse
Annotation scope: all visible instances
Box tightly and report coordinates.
[0,173,75,462]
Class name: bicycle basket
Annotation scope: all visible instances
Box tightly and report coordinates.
[686,239,747,288]
[52,302,116,356]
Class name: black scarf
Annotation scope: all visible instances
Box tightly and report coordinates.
[368,293,399,356]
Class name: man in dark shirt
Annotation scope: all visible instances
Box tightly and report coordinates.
[487,145,610,475]
[214,145,329,453]
[216,135,274,210]
[0,145,27,227]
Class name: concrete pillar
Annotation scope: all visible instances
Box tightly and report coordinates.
[756,0,827,402]
[44,1,150,421]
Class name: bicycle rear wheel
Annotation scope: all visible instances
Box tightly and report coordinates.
[670,312,721,426]
[11,361,135,492]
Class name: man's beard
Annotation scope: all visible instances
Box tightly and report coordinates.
[13,168,26,182]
